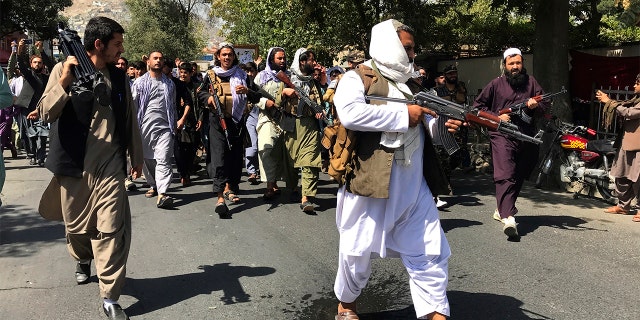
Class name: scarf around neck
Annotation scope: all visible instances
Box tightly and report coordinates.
[368,19,419,166]
[133,72,176,133]
[213,64,247,123]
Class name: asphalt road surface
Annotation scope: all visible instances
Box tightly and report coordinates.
[1,152,639,320]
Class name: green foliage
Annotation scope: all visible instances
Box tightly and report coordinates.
[206,0,639,65]
[124,0,207,62]
[0,0,71,39]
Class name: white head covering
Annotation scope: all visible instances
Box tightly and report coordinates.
[367,19,414,84]
[503,47,522,60]
[289,47,313,85]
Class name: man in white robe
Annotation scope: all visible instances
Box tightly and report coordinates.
[131,51,177,209]
[332,19,460,320]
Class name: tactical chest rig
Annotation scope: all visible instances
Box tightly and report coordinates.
[206,70,235,118]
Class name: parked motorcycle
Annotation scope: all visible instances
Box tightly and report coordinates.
[535,118,617,203]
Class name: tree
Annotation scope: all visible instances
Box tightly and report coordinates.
[0,0,71,39]
[124,0,208,62]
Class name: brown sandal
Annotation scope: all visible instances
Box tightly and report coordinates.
[633,214,640,222]
[145,188,157,198]
[224,191,240,203]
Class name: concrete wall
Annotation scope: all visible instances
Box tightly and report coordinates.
[436,43,639,102]
[437,54,534,100]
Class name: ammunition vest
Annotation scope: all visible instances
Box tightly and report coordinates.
[206,70,234,117]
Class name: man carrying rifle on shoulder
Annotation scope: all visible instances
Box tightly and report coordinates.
[198,42,274,218]
[473,47,549,239]
[38,17,143,320]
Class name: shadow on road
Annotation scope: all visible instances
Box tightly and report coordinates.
[0,204,65,258]
[123,263,276,316]
[516,215,608,237]
[293,288,550,320]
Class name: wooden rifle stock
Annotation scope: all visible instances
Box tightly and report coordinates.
[499,87,567,115]
[275,71,329,124]
[366,92,543,151]
[208,83,232,149]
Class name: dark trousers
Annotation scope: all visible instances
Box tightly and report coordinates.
[491,133,538,218]
[174,139,196,179]
[207,114,244,194]
[28,135,47,162]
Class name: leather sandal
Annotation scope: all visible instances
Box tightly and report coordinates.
[145,188,157,198]
[224,191,240,204]
[263,189,277,201]
[603,206,629,214]
[335,311,359,320]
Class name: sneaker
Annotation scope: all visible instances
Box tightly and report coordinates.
[75,261,91,284]
[436,197,448,209]
[492,209,502,222]
[502,216,518,237]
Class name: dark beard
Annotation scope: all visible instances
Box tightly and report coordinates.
[301,63,314,76]
[269,61,284,72]
[505,68,529,89]
[445,77,457,85]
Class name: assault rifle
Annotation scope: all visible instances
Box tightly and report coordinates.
[208,84,232,149]
[499,87,567,116]
[57,22,110,106]
[275,71,330,125]
[255,87,296,132]
[366,92,544,155]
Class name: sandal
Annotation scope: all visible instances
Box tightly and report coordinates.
[224,191,240,204]
[247,174,259,185]
[335,311,359,320]
[145,188,157,198]
[300,201,315,213]
[263,189,278,201]
[633,214,640,222]
[157,195,174,209]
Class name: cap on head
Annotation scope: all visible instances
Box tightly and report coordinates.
[347,50,365,63]
[503,48,522,60]
[443,65,457,74]
[218,42,235,51]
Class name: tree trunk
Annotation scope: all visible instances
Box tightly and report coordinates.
[534,0,571,122]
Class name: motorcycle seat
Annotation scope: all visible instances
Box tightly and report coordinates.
[586,139,615,154]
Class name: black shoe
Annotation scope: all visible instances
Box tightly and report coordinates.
[103,303,129,320]
[75,262,91,284]
[215,202,231,219]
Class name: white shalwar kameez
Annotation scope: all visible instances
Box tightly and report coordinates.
[332,19,451,319]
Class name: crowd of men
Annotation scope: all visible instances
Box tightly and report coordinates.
[2,15,639,320]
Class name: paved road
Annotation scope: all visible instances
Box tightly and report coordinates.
[1,151,639,320]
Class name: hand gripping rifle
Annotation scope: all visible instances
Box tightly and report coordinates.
[275,71,330,125]
[366,92,544,155]
[57,22,110,106]
[499,87,567,121]
[208,83,232,149]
